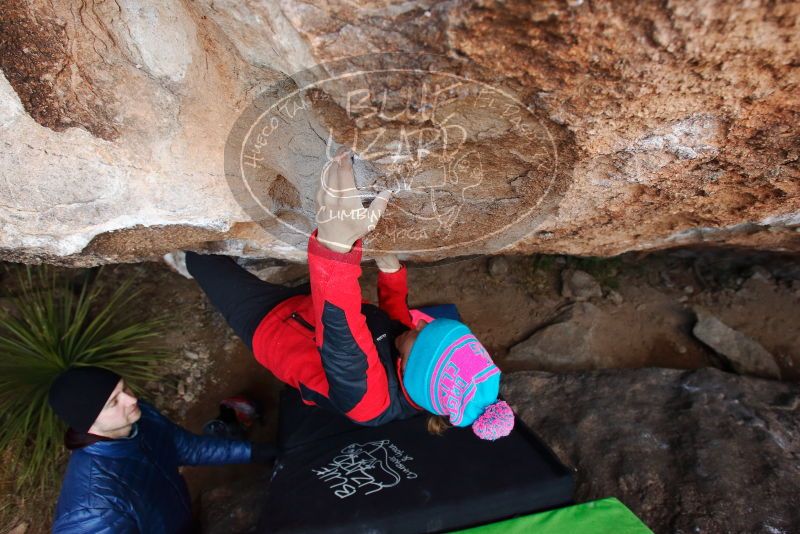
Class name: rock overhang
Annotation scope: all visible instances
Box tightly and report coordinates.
[0,0,797,265]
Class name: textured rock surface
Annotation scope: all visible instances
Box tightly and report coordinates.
[561,269,602,301]
[693,307,782,379]
[1,1,798,265]
[506,301,602,370]
[503,368,800,534]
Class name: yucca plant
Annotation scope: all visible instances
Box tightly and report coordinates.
[0,265,168,491]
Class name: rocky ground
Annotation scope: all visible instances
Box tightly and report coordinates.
[503,368,800,534]
[391,248,800,380]
[2,247,799,533]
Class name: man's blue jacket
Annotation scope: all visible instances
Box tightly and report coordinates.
[52,401,252,533]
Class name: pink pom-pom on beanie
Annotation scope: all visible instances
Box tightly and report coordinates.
[472,400,515,441]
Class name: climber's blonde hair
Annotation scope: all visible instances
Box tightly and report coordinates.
[426,414,451,436]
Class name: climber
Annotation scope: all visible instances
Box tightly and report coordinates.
[185,147,514,440]
[48,366,276,533]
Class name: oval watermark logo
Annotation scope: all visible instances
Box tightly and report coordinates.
[224,53,560,256]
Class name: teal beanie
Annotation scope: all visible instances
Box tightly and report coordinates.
[402,319,502,428]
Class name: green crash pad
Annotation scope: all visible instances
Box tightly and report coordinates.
[452,497,653,534]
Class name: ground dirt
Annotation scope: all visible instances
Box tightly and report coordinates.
[2,247,799,533]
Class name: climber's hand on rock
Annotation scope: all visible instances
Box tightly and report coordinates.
[374,253,401,273]
[315,147,392,254]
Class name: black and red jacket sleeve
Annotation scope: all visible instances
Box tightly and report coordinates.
[307,229,390,423]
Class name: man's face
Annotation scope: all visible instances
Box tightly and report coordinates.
[88,380,141,436]
[396,320,429,375]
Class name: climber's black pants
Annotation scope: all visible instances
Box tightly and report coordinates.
[185,251,310,351]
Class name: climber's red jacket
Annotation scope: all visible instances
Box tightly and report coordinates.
[251,229,422,425]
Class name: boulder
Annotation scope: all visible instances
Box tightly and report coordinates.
[748,266,774,284]
[507,302,600,370]
[487,256,511,279]
[0,1,798,265]
[503,368,800,534]
[606,289,624,306]
[561,269,603,301]
[692,308,781,379]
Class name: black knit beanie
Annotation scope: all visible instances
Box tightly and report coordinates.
[48,366,122,432]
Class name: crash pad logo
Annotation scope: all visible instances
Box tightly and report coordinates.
[224,52,559,255]
[312,440,418,499]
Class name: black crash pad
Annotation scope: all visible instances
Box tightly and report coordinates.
[258,389,574,534]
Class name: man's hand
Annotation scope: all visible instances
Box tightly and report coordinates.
[315,147,392,253]
[374,253,401,273]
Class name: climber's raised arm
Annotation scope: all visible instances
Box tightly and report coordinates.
[308,148,395,423]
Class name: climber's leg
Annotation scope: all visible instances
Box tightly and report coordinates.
[185,251,309,351]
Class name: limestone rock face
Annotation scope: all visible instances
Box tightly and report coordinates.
[1,1,798,265]
[504,368,800,533]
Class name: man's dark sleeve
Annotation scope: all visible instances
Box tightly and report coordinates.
[150,407,254,466]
